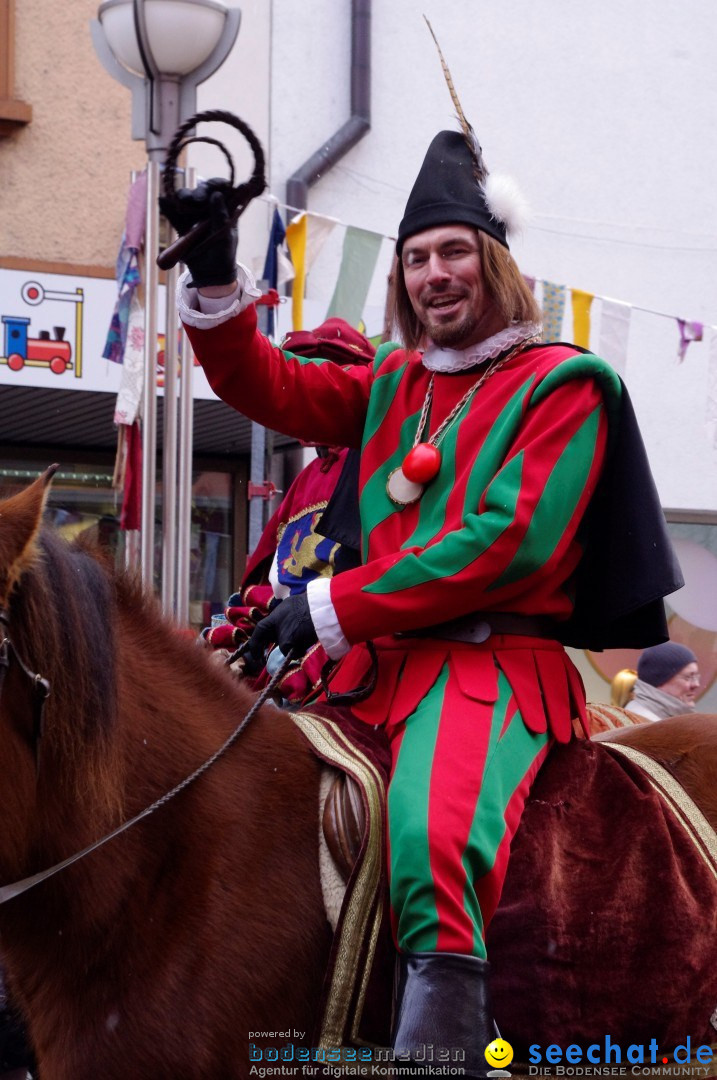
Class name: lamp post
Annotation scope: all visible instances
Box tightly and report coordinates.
[91,0,240,620]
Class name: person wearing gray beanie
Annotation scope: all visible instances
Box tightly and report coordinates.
[628,642,700,722]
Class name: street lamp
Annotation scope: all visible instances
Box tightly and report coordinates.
[91,0,240,621]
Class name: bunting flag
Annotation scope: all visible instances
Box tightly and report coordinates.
[676,318,703,363]
[261,207,286,337]
[284,212,337,331]
[286,213,308,330]
[598,299,632,377]
[541,281,566,342]
[259,198,716,379]
[326,226,383,327]
[571,289,594,349]
[304,213,336,269]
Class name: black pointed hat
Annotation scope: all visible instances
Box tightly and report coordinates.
[397,130,509,255]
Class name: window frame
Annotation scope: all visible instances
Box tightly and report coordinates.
[0,0,32,137]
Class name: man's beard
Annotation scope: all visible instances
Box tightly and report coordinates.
[425,308,481,349]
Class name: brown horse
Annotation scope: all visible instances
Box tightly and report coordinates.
[2,470,717,1077]
[487,712,717,1058]
[0,471,332,1079]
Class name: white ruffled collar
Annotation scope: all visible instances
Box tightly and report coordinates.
[421,322,543,373]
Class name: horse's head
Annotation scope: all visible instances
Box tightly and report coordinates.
[0,464,58,610]
[0,469,122,868]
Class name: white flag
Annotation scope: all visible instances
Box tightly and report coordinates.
[599,299,632,378]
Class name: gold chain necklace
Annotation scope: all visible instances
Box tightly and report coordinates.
[386,336,540,507]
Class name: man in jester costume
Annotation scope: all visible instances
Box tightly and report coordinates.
[167,128,681,1073]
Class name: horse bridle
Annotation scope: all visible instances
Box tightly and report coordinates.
[0,607,51,769]
[0,630,296,907]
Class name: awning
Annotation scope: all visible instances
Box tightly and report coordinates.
[0,384,296,457]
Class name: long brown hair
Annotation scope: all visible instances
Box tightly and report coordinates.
[394,229,541,350]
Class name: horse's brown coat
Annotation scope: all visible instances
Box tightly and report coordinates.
[488,726,717,1053]
[0,476,332,1079]
[2,475,717,1076]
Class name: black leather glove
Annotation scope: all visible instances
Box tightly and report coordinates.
[243,593,318,675]
[159,178,238,288]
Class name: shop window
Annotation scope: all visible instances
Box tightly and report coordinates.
[0,0,32,137]
[0,461,237,631]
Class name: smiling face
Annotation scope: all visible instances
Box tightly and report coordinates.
[659,661,701,705]
[401,224,506,350]
[485,1038,514,1069]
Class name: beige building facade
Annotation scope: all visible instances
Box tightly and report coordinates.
[0,0,278,626]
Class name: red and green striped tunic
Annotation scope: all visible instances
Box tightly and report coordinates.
[184,304,619,745]
[184,304,621,956]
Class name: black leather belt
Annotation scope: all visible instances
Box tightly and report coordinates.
[398,611,557,643]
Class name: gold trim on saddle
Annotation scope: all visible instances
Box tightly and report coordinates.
[602,741,717,878]
[291,711,387,1049]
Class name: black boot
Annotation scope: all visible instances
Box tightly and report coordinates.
[392,952,496,1078]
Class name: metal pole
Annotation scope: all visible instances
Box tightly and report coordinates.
[161,258,180,614]
[140,157,160,589]
[248,278,270,554]
[176,330,194,624]
[248,422,267,555]
[176,166,196,626]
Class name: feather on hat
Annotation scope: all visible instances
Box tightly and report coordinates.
[396,19,528,254]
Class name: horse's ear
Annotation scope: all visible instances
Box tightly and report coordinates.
[0,464,59,608]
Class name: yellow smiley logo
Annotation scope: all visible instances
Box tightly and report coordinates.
[484,1039,514,1069]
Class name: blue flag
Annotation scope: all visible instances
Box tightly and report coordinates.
[262,208,286,337]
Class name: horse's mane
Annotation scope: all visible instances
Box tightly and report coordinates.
[8,528,122,819]
[15,529,117,740]
[9,525,262,831]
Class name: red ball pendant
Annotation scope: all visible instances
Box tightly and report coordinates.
[402,443,441,483]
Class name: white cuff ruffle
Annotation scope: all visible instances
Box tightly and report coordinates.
[306,577,350,660]
[176,263,262,329]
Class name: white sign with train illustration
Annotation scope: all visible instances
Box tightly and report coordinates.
[0,267,218,400]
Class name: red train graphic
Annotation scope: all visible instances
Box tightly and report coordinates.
[2,316,73,375]
[1,281,83,378]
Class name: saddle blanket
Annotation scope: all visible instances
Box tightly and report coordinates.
[290,707,393,1051]
[487,737,717,1053]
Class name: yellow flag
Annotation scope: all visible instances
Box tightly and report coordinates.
[286,213,308,330]
[571,289,594,349]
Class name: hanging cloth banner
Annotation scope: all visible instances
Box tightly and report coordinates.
[262,206,286,287]
[114,290,146,425]
[262,206,286,338]
[599,299,632,378]
[541,281,566,342]
[676,318,703,363]
[707,330,717,448]
[115,420,143,531]
[571,289,594,349]
[326,226,383,328]
[286,212,308,330]
[103,171,147,364]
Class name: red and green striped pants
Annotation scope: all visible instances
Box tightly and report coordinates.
[386,660,552,959]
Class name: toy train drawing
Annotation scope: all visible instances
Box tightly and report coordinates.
[1,315,73,375]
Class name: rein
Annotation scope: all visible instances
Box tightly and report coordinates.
[0,630,295,907]
[0,609,50,772]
